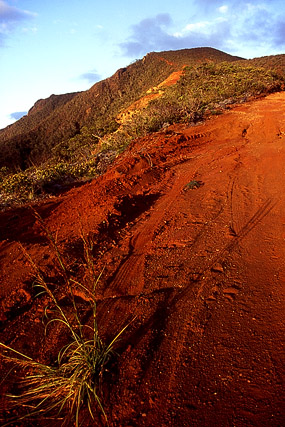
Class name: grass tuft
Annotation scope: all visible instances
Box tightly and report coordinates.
[0,214,131,426]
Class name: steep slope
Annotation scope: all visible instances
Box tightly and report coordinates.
[0,48,243,171]
[0,92,284,426]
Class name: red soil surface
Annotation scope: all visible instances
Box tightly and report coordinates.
[1,92,285,426]
[117,69,184,124]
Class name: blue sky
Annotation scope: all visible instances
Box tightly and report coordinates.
[0,0,284,129]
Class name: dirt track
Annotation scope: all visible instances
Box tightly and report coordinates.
[1,92,285,426]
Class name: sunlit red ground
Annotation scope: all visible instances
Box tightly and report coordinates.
[1,92,285,426]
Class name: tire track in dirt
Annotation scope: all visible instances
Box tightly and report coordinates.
[137,95,284,396]
[106,112,272,382]
[104,186,175,297]
[107,133,262,393]
[164,191,277,392]
[107,129,242,299]
[165,129,283,403]
[186,198,277,320]
[105,164,202,297]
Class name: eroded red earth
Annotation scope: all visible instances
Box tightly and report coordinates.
[1,92,285,426]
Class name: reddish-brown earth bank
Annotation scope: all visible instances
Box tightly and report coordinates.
[1,92,285,426]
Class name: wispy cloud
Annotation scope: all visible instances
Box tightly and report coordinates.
[218,5,228,14]
[196,0,263,9]
[80,70,102,84]
[21,26,38,34]
[0,0,36,45]
[119,5,285,59]
[9,111,27,120]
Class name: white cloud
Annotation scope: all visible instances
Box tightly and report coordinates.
[175,17,228,38]
[218,5,229,14]
[184,21,210,32]
[22,26,38,34]
[174,21,210,38]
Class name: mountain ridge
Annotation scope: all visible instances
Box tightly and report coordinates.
[0,48,244,170]
[0,47,284,209]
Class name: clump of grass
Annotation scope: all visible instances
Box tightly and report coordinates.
[183,180,204,191]
[0,213,131,426]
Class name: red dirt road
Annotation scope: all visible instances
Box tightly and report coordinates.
[1,92,285,426]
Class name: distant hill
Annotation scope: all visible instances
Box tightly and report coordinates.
[238,54,285,74]
[0,48,243,171]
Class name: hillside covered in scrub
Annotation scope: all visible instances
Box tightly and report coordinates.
[0,47,284,208]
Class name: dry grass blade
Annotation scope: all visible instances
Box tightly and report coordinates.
[0,216,132,426]
[1,285,126,426]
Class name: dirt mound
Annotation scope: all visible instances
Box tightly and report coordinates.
[1,92,285,426]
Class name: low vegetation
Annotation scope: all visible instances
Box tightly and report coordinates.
[123,62,284,135]
[0,215,131,426]
[0,59,284,209]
